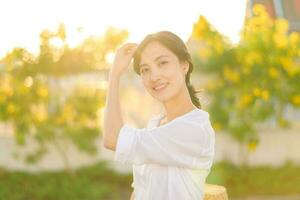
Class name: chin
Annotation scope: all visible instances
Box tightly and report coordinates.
[152,90,175,103]
[155,96,170,103]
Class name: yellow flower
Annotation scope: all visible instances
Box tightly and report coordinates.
[247,141,257,152]
[192,16,209,40]
[20,85,29,94]
[275,19,289,34]
[280,57,300,77]
[268,67,279,78]
[273,33,288,48]
[287,65,300,77]
[2,84,14,97]
[214,39,224,55]
[252,4,266,16]
[55,116,64,125]
[261,90,270,100]
[36,86,48,98]
[253,88,270,100]
[24,76,33,87]
[292,95,300,105]
[212,122,222,131]
[223,66,240,83]
[62,104,75,121]
[238,94,253,109]
[253,87,261,97]
[79,115,89,123]
[30,103,48,123]
[7,103,16,114]
[245,52,262,66]
[280,57,291,68]
[289,32,299,45]
[36,114,47,122]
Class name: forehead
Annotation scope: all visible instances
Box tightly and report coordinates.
[140,41,174,63]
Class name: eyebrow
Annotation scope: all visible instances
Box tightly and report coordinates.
[139,55,169,68]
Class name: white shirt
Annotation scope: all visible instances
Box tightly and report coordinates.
[114,108,215,200]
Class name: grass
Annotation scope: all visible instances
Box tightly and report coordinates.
[1,160,300,199]
[0,161,132,200]
[206,161,300,198]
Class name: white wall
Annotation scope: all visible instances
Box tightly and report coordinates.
[1,122,300,173]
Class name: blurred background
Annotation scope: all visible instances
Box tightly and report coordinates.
[0,0,300,199]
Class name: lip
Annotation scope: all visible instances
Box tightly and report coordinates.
[153,83,168,92]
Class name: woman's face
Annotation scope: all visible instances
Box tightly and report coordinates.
[139,41,189,102]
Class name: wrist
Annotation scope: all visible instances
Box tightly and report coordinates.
[109,69,121,80]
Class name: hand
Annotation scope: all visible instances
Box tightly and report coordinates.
[111,43,139,77]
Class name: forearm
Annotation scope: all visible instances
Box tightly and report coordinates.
[103,71,124,150]
[129,191,135,200]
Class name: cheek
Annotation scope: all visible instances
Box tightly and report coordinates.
[141,78,152,91]
[140,66,183,92]
[165,66,184,83]
[168,71,186,92]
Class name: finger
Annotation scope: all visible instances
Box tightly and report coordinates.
[126,42,139,46]
[123,43,138,50]
[126,46,138,53]
[117,43,136,52]
[125,45,138,55]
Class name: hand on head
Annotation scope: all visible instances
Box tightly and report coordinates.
[111,43,139,77]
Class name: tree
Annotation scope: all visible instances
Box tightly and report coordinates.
[191,4,300,161]
[0,24,129,173]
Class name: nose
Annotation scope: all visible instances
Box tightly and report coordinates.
[150,67,162,82]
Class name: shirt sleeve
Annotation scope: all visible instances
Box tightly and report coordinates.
[114,113,215,169]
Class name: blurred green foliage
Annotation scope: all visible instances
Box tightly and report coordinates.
[0,161,132,200]
[191,4,300,151]
[0,24,129,172]
[1,161,300,199]
[207,161,300,197]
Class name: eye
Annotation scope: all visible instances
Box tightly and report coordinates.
[159,61,168,66]
[140,68,149,74]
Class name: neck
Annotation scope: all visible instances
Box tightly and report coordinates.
[161,85,197,122]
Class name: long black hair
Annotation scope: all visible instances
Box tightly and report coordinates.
[132,31,202,109]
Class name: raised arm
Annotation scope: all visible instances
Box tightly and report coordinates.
[103,71,123,150]
[103,43,138,150]
[129,191,135,200]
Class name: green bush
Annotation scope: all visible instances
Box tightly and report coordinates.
[0,161,132,200]
[207,161,300,197]
[1,161,300,199]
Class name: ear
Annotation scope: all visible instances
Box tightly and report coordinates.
[180,61,189,75]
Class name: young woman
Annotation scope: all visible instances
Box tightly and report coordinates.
[103,31,215,200]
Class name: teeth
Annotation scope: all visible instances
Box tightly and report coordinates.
[154,84,167,91]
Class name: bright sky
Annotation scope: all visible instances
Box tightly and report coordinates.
[0,0,247,58]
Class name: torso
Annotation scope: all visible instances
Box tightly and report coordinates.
[132,108,213,200]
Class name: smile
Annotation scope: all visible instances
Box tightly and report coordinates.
[153,83,168,92]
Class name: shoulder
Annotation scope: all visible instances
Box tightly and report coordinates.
[191,108,210,122]
[152,108,210,120]
[150,108,210,128]
[177,108,210,125]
